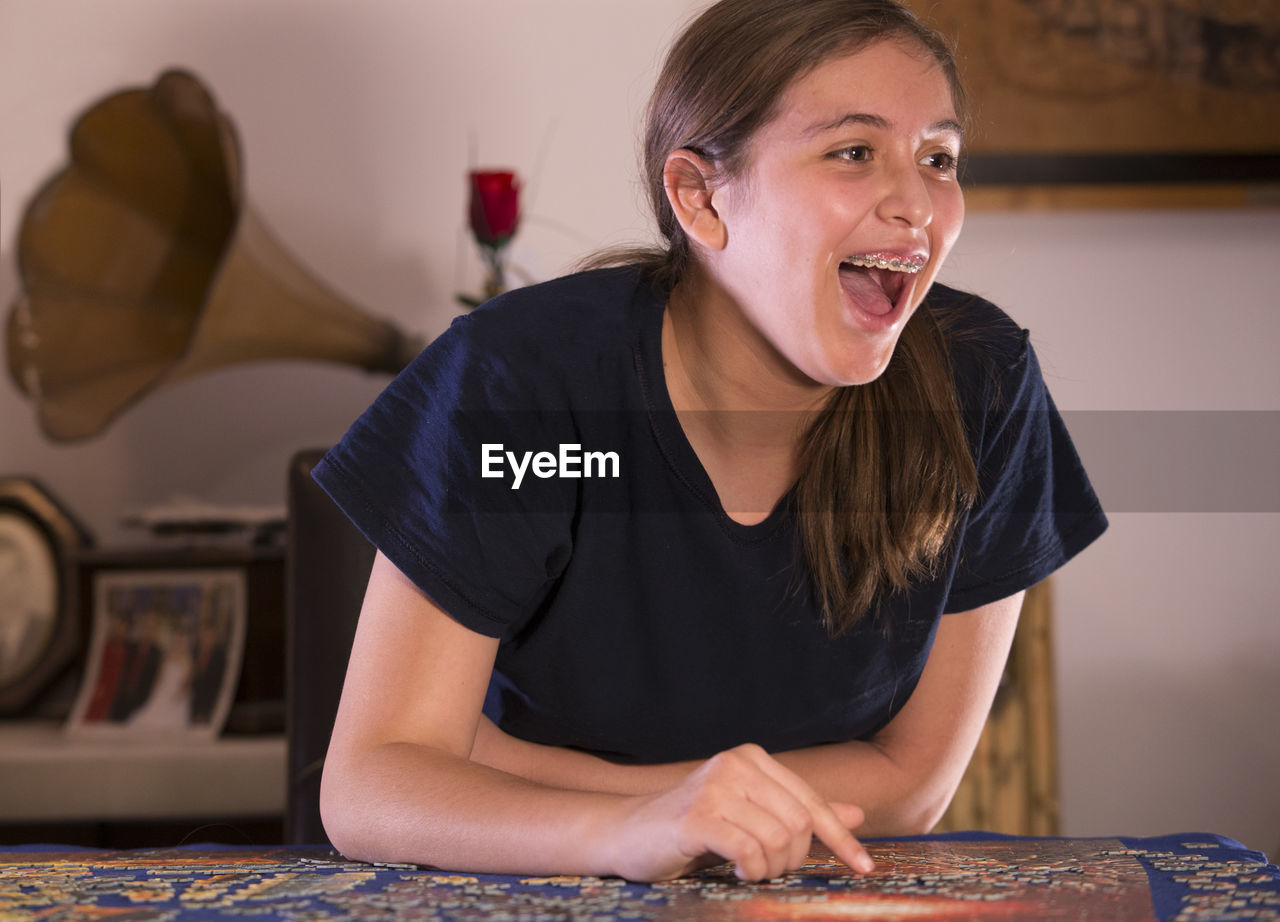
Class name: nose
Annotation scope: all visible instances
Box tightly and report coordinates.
[875,159,933,229]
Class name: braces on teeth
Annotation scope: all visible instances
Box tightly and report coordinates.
[843,255,926,273]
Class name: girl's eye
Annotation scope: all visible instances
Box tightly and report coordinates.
[833,146,872,163]
[923,150,959,173]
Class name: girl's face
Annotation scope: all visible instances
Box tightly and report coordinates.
[705,40,965,389]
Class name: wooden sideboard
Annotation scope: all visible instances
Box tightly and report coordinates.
[935,579,1059,835]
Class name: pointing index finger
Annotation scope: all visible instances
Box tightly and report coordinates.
[742,748,875,874]
[813,802,875,874]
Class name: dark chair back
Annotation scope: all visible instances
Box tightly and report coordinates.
[285,449,375,844]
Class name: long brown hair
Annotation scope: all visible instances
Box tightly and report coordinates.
[589,0,978,633]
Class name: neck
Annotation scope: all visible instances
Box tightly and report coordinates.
[664,270,830,448]
[660,270,835,526]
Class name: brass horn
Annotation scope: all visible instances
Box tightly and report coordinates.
[6,69,423,442]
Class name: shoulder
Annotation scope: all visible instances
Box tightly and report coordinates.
[398,266,653,410]
[922,282,1029,377]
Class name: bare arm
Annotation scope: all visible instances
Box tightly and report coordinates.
[470,717,693,795]
[773,592,1024,835]
[320,552,619,875]
[320,551,873,881]
[471,592,1025,836]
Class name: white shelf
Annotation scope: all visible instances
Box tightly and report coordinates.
[0,721,285,822]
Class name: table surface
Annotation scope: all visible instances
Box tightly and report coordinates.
[3,832,1277,921]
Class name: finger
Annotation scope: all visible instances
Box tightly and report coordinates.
[742,769,863,875]
[687,816,772,882]
[701,748,815,869]
[808,800,874,874]
[785,821,813,874]
[831,800,865,831]
[814,806,875,874]
[731,772,819,873]
[717,798,804,880]
[737,751,874,874]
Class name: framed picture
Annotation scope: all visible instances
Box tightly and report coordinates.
[0,478,91,715]
[68,568,246,739]
[908,1,1280,208]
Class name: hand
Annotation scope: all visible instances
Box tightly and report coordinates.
[605,743,875,882]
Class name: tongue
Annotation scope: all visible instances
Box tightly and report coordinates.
[834,266,896,317]
[839,266,894,316]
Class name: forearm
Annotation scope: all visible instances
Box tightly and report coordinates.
[320,739,629,876]
[470,716,697,796]
[321,736,874,883]
[772,740,957,837]
[472,718,947,836]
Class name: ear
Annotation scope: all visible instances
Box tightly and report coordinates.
[662,150,728,251]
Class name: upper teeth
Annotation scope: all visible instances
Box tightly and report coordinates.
[843,255,925,273]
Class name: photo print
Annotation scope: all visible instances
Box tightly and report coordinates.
[68,568,245,739]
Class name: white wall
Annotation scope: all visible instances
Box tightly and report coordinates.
[946,212,1280,852]
[2,1,1277,853]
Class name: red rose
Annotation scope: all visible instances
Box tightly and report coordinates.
[468,170,520,248]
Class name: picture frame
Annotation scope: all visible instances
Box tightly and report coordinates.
[0,478,92,715]
[67,567,246,739]
[908,1,1280,208]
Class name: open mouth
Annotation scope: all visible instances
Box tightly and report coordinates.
[838,252,925,319]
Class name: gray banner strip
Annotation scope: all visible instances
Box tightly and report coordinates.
[1065,411,1280,513]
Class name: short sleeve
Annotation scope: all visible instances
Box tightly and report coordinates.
[311,310,576,639]
[942,334,1108,613]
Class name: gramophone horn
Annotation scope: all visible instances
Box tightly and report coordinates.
[5,69,423,442]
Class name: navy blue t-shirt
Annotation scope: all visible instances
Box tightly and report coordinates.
[313,267,1107,763]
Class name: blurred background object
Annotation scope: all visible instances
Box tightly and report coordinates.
[6,69,423,443]
[0,478,91,715]
[457,168,522,308]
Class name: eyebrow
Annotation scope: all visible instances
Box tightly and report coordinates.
[805,112,965,141]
